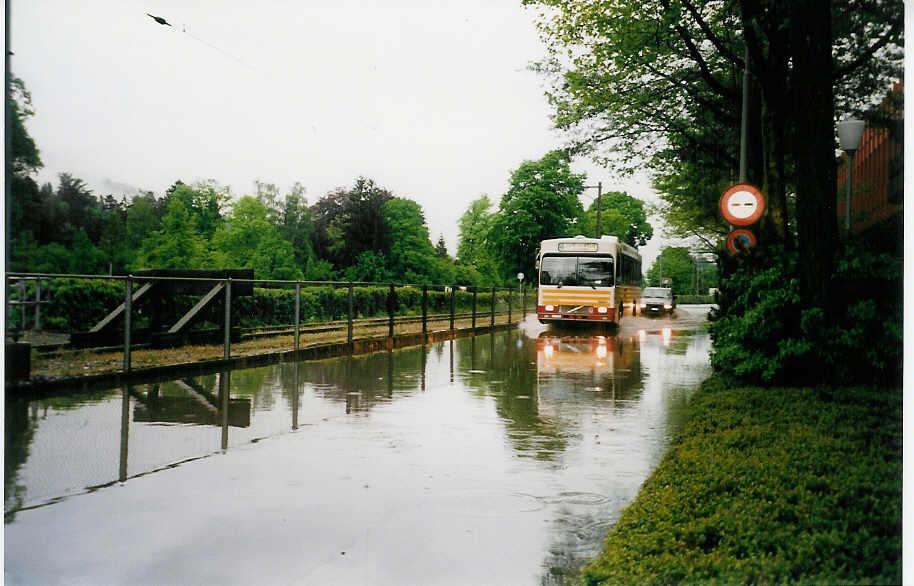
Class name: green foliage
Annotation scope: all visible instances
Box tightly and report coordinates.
[133,197,210,270]
[581,377,902,585]
[232,285,512,327]
[37,278,519,333]
[578,191,653,246]
[676,295,715,305]
[41,279,126,331]
[710,242,902,385]
[163,180,230,240]
[311,177,394,271]
[709,248,808,383]
[525,0,903,299]
[455,196,504,286]
[646,247,694,292]
[7,76,42,175]
[382,198,439,283]
[210,196,303,280]
[489,151,585,280]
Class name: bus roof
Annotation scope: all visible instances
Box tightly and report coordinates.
[538,235,640,259]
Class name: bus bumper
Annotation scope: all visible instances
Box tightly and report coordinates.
[537,307,617,322]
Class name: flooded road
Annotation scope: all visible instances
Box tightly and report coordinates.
[5,306,713,585]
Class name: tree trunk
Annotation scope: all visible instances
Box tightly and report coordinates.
[761,98,792,249]
[790,0,838,307]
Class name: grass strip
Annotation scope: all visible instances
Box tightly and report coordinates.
[581,375,902,585]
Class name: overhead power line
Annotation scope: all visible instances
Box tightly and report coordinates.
[144,10,256,72]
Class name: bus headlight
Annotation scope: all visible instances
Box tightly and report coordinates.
[664,304,672,309]
[545,304,554,312]
[596,306,608,314]
[639,303,646,308]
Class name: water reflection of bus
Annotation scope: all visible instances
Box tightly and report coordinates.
[536,235,642,327]
[535,333,642,402]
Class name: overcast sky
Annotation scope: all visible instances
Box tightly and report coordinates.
[10,0,667,266]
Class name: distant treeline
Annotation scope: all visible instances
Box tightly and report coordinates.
[10,76,655,289]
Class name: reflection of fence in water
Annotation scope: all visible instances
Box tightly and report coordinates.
[131,378,251,428]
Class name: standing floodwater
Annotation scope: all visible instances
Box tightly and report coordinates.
[5,307,712,585]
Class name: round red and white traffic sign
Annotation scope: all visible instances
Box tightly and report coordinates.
[726,229,757,254]
[720,183,765,226]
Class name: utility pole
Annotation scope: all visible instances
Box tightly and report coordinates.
[583,182,603,238]
[596,181,602,237]
[659,250,663,286]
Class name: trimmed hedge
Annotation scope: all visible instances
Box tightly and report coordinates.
[676,295,715,304]
[581,376,902,585]
[37,278,126,332]
[30,280,519,332]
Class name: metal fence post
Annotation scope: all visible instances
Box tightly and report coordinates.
[449,286,456,332]
[388,283,395,338]
[421,284,428,336]
[508,288,512,323]
[491,286,496,327]
[294,281,301,355]
[522,284,527,318]
[123,276,132,373]
[224,277,232,360]
[17,279,25,331]
[34,277,41,330]
[348,282,354,346]
[472,287,477,332]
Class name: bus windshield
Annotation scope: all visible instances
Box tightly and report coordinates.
[540,255,614,287]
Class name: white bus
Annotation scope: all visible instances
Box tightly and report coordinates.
[535,235,642,326]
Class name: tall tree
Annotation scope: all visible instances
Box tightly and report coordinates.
[310,177,394,271]
[525,0,903,302]
[489,151,585,280]
[133,198,209,269]
[161,180,229,240]
[382,198,439,283]
[435,235,449,259]
[277,182,314,272]
[456,195,501,285]
[646,247,695,293]
[578,191,653,246]
[7,76,44,267]
[211,196,302,279]
[56,173,99,242]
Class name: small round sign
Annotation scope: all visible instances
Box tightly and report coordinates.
[517,272,524,281]
[726,229,757,254]
[720,183,765,226]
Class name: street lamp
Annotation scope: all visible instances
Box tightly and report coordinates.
[837,118,865,233]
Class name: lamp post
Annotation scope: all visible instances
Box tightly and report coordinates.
[837,118,865,233]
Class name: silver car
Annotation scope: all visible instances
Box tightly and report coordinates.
[639,287,675,314]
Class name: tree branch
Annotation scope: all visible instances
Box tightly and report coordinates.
[834,20,903,79]
[658,0,740,101]
[681,0,743,66]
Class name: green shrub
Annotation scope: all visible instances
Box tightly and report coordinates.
[42,278,125,331]
[581,377,902,585]
[710,242,901,386]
